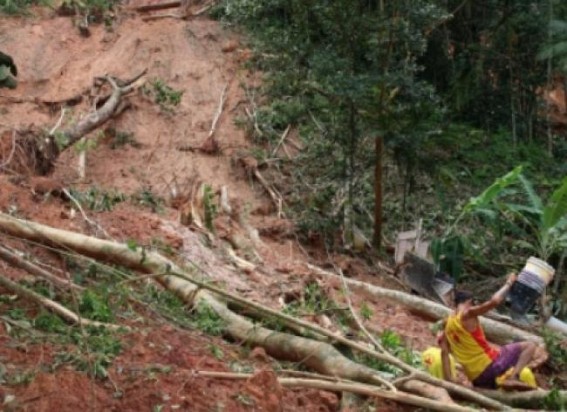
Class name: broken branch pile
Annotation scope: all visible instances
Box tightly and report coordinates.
[1,212,563,410]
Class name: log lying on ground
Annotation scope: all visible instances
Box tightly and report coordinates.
[0,213,507,411]
[132,0,180,12]
[4,71,145,175]
[0,270,122,331]
[477,388,567,409]
[55,73,145,154]
[0,244,84,291]
[195,371,473,412]
[307,264,543,345]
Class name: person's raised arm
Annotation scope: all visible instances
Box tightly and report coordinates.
[465,273,517,319]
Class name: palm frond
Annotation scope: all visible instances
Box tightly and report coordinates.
[549,19,567,34]
[537,42,567,60]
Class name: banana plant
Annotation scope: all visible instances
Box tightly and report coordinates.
[432,166,524,280]
[497,174,567,261]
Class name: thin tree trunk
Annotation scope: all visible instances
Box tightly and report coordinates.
[510,68,517,148]
[546,0,554,156]
[373,135,383,250]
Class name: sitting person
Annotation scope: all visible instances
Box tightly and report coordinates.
[438,273,547,390]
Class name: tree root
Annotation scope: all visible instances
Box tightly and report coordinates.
[0,70,146,175]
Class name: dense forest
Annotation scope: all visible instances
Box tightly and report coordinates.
[210,0,567,316]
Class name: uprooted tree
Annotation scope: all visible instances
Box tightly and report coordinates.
[0,70,145,175]
[1,211,566,411]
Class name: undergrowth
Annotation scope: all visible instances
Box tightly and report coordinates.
[142,79,184,113]
[68,186,165,214]
[357,329,421,377]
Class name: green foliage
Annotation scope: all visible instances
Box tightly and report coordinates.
[469,171,567,261]
[192,302,225,336]
[209,344,224,360]
[145,283,185,312]
[203,184,217,233]
[431,166,524,279]
[423,1,549,140]
[7,307,27,321]
[538,19,567,73]
[131,187,164,213]
[284,282,335,315]
[0,0,41,14]
[109,130,140,150]
[380,329,402,350]
[33,311,67,333]
[60,0,119,20]
[214,0,449,246]
[53,131,71,151]
[55,326,122,379]
[543,387,567,411]
[357,329,420,376]
[542,329,567,371]
[233,393,255,407]
[0,265,130,381]
[79,289,114,322]
[29,309,123,380]
[4,369,35,386]
[359,302,373,321]
[143,79,183,112]
[74,134,100,153]
[69,187,126,212]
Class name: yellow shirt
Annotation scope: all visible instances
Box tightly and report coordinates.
[444,313,499,381]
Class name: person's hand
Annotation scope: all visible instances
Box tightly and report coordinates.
[506,273,517,286]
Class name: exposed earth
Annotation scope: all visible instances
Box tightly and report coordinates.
[0,4,563,412]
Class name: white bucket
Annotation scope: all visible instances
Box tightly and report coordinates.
[523,256,555,285]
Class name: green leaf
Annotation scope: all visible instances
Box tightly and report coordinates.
[126,239,138,251]
[464,166,523,213]
[542,176,567,231]
[518,174,543,211]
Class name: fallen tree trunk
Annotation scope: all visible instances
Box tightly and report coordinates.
[0,244,84,291]
[0,213,507,411]
[477,388,567,409]
[0,271,122,330]
[132,0,181,12]
[194,371,473,412]
[307,264,543,345]
[2,71,145,175]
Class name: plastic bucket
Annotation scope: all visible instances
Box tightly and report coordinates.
[509,257,555,317]
[522,257,555,285]
[509,282,541,315]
